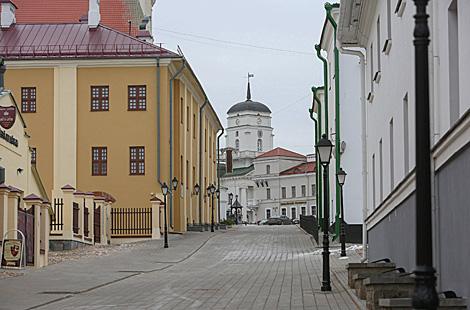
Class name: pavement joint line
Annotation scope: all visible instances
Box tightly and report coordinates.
[331,269,361,309]
[28,233,219,309]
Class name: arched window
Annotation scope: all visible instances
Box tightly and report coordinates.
[257,139,263,152]
[266,165,270,174]
[235,131,239,137]
[235,139,239,150]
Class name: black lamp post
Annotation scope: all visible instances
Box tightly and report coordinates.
[235,195,239,225]
[207,184,216,232]
[316,134,333,291]
[161,182,169,248]
[412,0,438,308]
[337,168,347,257]
[216,189,220,225]
[228,193,233,222]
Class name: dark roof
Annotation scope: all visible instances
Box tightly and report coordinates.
[0,23,179,60]
[12,0,148,37]
[227,99,271,114]
[219,165,254,178]
[256,147,306,159]
[280,162,316,176]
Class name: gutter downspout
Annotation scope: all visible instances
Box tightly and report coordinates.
[198,99,208,225]
[169,60,186,227]
[156,57,162,185]
[311,86,323,230]
[339,44,368,261]
[325,2,341,239]
[217,128,224,223]
[315,44,330,230]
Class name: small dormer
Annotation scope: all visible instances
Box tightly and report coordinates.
[1,0,17,29]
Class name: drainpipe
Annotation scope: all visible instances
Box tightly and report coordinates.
[315,44,331,230]
[156,57,162,185]
[325,2,341,239]
[217,128,224,223]
[198,99,208,225]
[310,86,323,230]
[169,60,186,227]
[339,44,368,261]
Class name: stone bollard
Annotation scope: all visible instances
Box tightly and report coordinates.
[364,275,415,310]
[347,262,396,288]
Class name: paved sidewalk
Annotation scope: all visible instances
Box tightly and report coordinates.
[0,226,364,310]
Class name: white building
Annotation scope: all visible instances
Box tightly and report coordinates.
[316,4,365,235]
[338,0,470,299]
[220,80,316,223]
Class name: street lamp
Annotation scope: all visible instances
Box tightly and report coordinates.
[316,134,333,292]
[207,184,216,232]
[337,168,347,257]
[234,195,239,225]
[172,177,178,191]
[216,189,220,225]
[194,183,200,196]
[411,1,438,308]
[161,182,169,248]
[228,193,233,223]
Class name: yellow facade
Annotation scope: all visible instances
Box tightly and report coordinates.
[4,58,221,233]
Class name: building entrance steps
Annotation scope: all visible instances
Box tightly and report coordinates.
[347,261,396,288]
[363,274,415,310]
[378,297,467,309]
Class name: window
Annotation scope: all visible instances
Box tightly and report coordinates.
[379,139,383,202]
[91,86,109,111]
[372,154,376,207]
[193,114,196,139]
[186,160,189,189]
[389,118,394,189]
[209,136,212,158]
[376,17,381,73]
[291,186,296,198]
[31,147,37,164]
[383,0,392,54]
[403,93,410,174]
[235,139,239,150]
[257,139,263,152]
[235,131,239,137]
[301,185,306,197]
[311,184,316,196]
[258,130,263,138]
[449,0,460,125]
[281,187,286,199]
[92,147,107,176]
[369,44,374,94]
[21,87,36,113]
[205,128,207,152]
[301,207,306,216]
[180,98,184,124]
[266,165,270,175]
[186,106,190,132]
[311,206,316,216]
[130,146,145,175]
[281,208,287,216]
[291,207,297,219]
[266,188,271,200]
[128,85,146,110]
[266,209,271,219]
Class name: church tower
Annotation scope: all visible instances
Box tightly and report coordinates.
[225,74,274,167]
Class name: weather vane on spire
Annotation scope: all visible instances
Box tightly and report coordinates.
[247,72,254,100]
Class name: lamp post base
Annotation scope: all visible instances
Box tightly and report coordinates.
[412,265,438,309]
[321,284,332,291]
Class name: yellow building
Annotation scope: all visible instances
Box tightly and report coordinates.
[0,64,51,267]
[0,3,222,236]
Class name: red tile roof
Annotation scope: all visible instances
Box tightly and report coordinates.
[0,23,179,60]
[280,162,316,176]
[10,0,145,36]
[256,147,306,159]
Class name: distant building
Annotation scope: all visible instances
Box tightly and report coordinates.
[219,80,316,223]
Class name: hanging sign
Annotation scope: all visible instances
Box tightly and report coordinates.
[1,239,23,269]
[0,106,16,130]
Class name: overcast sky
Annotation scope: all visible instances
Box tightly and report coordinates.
[153,0,325,155]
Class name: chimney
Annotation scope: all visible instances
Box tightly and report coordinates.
[1,0,17,29]
[137,16,153,43]
[0,60,5,92]
[226,149,233,174]
[88,0,100,29]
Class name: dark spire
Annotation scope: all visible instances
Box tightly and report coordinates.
[247,82,251,101]
[247,72,254,101]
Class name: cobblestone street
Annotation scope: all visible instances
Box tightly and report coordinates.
[0,226,364,310]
